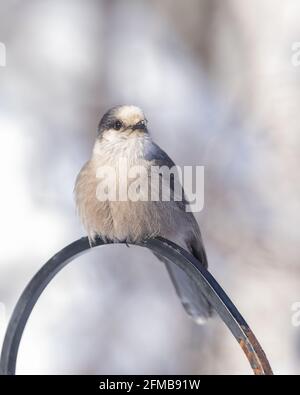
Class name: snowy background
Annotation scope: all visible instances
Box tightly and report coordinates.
[0,0,300,374]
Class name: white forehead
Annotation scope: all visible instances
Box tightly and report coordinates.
[115,105,145,124]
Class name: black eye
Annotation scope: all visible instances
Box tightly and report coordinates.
[114,120,123,130]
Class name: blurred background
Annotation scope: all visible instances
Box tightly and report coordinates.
[0,0,300,374]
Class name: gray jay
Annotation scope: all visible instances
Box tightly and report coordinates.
[75,105,212,323]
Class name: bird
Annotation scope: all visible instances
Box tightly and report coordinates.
[75,105,212,323]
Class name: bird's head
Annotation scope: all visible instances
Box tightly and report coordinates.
[97,105,148,141]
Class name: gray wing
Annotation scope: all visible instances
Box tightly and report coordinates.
[144,139,213,322]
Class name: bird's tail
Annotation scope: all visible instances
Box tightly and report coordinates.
[154,252,213,324]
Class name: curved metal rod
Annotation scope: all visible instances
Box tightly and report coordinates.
[0,237,273,375]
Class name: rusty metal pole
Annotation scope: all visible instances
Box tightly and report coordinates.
[0,236,273,375]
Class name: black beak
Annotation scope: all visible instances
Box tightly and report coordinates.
[132,121,147,131]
